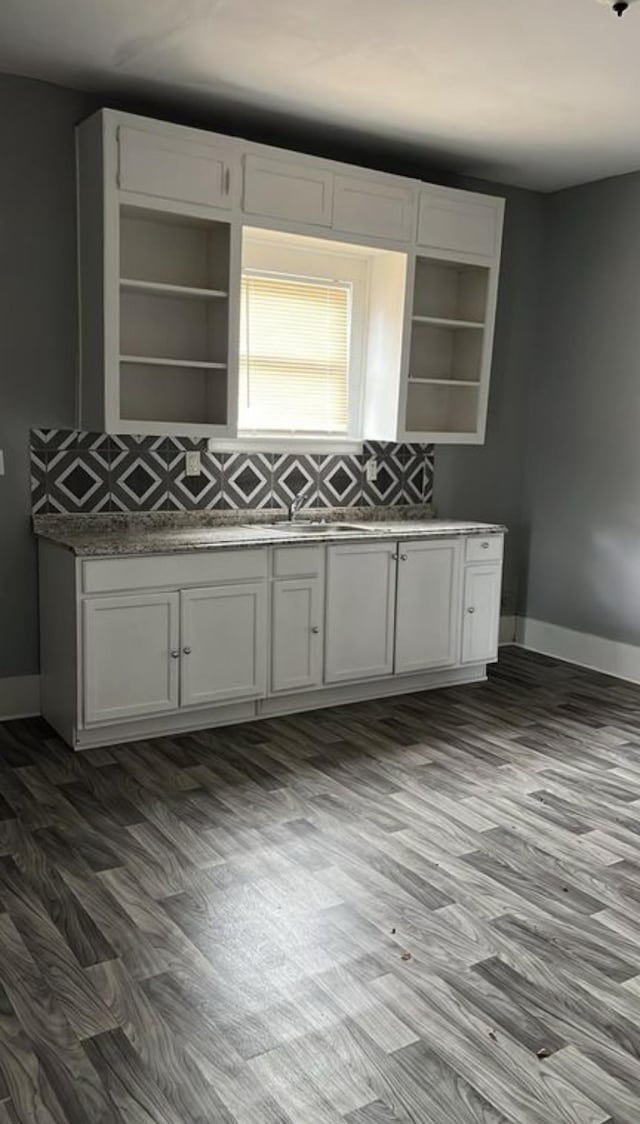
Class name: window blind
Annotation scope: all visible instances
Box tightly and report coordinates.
[239,271,351,434]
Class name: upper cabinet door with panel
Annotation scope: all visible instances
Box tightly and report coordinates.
[243,154,333,227]
[332,175,415,242]
[118,126,234,209]
[417,188,503,258]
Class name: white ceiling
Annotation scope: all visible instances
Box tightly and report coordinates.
[1,0,640,191]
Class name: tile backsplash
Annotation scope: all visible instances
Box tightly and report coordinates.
[31,430,434,515]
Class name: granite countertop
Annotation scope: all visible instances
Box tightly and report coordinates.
[33,507,506,558]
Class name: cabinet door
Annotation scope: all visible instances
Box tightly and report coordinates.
[462,565,502,664]
[395,539,462,674]
[118,126,234,209]
[83,592,179,724]
[333,175,415,242]
[242,154,333,226]
[417,187,503,258]
[271,578,322,694]
[325,544,396,684]
[181,584,266,707]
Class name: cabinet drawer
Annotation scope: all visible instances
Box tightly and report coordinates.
[273,546,323,578]
[465,535,503,563]
[242,154,333,226]
[118,126,233,209]
[82,549,268,593]
[333,175,415,242]
[417,188,502,258]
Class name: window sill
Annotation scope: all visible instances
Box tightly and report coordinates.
[208,436,364,455]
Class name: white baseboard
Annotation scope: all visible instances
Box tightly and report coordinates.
[499,615,517,645]
[515,616,640,686]
[0,675,41,720]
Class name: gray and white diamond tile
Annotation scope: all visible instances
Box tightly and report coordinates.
[166,450,223,510]
[47,450,110,513]
[224,453,272,509]
[110,451,167,512]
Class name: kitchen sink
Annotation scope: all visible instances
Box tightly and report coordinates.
[247,521,376,534]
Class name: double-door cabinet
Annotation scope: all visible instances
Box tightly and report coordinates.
[39,531,504,748]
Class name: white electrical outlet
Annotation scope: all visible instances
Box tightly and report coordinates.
[185,451,201,476]
[365,457,378,483]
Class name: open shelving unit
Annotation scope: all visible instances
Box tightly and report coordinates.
[404,255,491,438]
[117,206,231,427]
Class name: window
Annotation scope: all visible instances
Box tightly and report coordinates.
[239,272,351,434]
[238,229,369,442]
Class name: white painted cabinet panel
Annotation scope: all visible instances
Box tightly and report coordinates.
[325,544,396,683]
[83,592,179,724]
[462,565,502,664]
[118,126,233,209]
[417,188,503,258]
[242,154,333,226]
[181,584,267,707]
[332,175,415,242]
[395,539,462,673]
[271,578,322,693]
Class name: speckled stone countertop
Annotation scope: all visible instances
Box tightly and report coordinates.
[33,506,506,558]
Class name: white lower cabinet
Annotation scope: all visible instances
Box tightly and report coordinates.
[395,540,462,673]
[44,532,504,748]
[181,584,267,706]
[325,543,397,683]
[83,591,180,724]
[271,578,323,693]
[462,564,502,664]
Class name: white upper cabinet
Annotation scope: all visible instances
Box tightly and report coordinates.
[118,125,235,210]
[77,109,504,445]
[332,175,415,242]
[417,187,504,259]
[242,154,333,226]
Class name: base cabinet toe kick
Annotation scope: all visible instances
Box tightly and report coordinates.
[38,532,504,749]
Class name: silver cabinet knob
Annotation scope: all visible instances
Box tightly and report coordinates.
[467,607,476,614]
[400,553,408,561]
[481,541,489,549]
[311,626,320,634]
[391,553,399,561]
[183,646,192,655]
[170,649,180,659]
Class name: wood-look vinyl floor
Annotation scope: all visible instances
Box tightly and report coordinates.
[4,649,640,1121]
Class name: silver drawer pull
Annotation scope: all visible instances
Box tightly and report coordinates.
[481,541,489,549]
[467,607,476,614]
[311,626,320,634]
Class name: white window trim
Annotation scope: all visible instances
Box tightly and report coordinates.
[237,231,371,444]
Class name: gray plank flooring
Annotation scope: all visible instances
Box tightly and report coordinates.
[3,646,640,1120]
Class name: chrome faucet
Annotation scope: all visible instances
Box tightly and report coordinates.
[288,486,310,522]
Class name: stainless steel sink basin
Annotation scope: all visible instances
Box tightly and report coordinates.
[247,521,375,534]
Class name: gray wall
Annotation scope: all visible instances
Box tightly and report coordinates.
[0,72,542,681]
[0,76,92,679]
[434,184,544,617]
[522,171,640,643]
